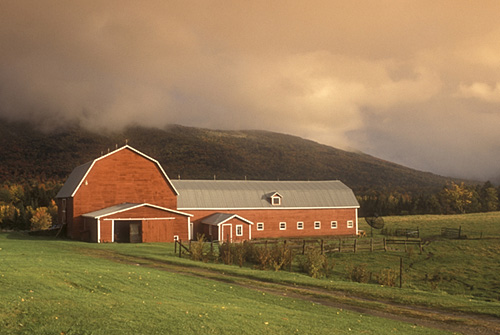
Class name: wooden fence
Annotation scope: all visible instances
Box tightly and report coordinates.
[441,226,463,239]
[174,237,423,258]
[244,237,423,255]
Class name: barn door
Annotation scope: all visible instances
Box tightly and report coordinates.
[129,222,142,243]
[221,224,232,242]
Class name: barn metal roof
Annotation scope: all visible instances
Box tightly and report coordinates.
[82,202,192,219]
[56,161,93,198]
[172,180,359,209]
[201,213,254,226]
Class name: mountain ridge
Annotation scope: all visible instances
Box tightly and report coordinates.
[0,119,458,193]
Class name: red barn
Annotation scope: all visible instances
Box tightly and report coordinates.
[56,146,192,242]
[56,145,359,243]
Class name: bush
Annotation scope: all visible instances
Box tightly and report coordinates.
[377,268,397,287]
[218,242,233,265]
[270,244,292,272]
[300,249,330,278]
[347,263,370,283]
[190,234,206,262]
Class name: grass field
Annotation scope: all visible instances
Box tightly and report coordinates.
[1,212,500,334]
[0,233,453,334]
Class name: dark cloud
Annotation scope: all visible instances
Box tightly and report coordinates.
[1,1,500,180]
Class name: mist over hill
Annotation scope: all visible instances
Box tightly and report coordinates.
[0,119,458,194]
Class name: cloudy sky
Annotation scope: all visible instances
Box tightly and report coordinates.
[1,1,500,181]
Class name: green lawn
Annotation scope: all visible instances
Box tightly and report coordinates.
[0,233,451,335]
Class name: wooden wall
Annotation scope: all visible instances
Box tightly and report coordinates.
[71,148,178,240]
[189,208,357,240]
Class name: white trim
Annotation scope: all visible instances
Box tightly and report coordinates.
[314,221,321,229]
[103,217,174,221]
[355,208,359,235]
[178,206,360,211]
[236,224,243,236]
[256,222,264,231]
[279,222,286,230]
[70,145,180,197]
[249,224,252,240]
[84,203,193,219]
[189,219,193,240]
[205,214,254,226]
[97,219,101,243]
[297,221,304,230]
[331,221,338,229]
[111,219,115,242]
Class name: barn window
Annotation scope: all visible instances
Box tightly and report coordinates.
[347,220,354,228]
[314,221,321,229]
[279,222,286,230]
[271,195,281,205]
[297,221,304,230]
[257,222,264,231]
[331,221,338,229]
[236,225,243,236]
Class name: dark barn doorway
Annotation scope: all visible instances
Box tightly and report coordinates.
[114,220,142,243]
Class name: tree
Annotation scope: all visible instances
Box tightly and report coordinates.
[28,206,52,231]
[480,182,499,212]
[441,182,474,214]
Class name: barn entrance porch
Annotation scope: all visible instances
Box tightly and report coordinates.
[114,220,142,243]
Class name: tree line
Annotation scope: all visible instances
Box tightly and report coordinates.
[0,180,61,231]
[1,179,499,231]
[358,181,500,217]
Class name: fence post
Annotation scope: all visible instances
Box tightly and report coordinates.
[399,257,403,288]
[417,227,420,238]
[383,238,387,252]
[339,239,342,253]
[179,240,182,258]
[404,240,407,253]
[458,226,462,239]
[419,240,423,254]
[321,239,324,255]
[354,239,357,253]
[302,240,305,255]
[174,240,177,254]
[370,238,373,252]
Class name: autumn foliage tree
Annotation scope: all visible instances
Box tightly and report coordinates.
[441,182,474,214]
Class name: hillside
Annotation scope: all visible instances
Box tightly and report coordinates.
[0,119,455,193]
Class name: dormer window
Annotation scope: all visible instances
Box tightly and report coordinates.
[270,192,282,206]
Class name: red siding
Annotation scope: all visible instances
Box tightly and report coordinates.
[188,208,357,240]
[70,148,178,240]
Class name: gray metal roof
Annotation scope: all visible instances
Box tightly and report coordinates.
[172,180,359,209]
[56,161,93,198]
[82,202,193,219]
[82,203,141,218]
[201,213,253,226]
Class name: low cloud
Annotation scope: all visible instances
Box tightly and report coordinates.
[1,1,500,181]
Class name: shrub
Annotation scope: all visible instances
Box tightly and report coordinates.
[190,234,206,262]
[347,263,370,283]
[218,242,233,265]
[378,268,397,287]
[270,243,292,272]
[300,249,328,278]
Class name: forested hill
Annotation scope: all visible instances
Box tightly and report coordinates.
[0,119,457,194]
